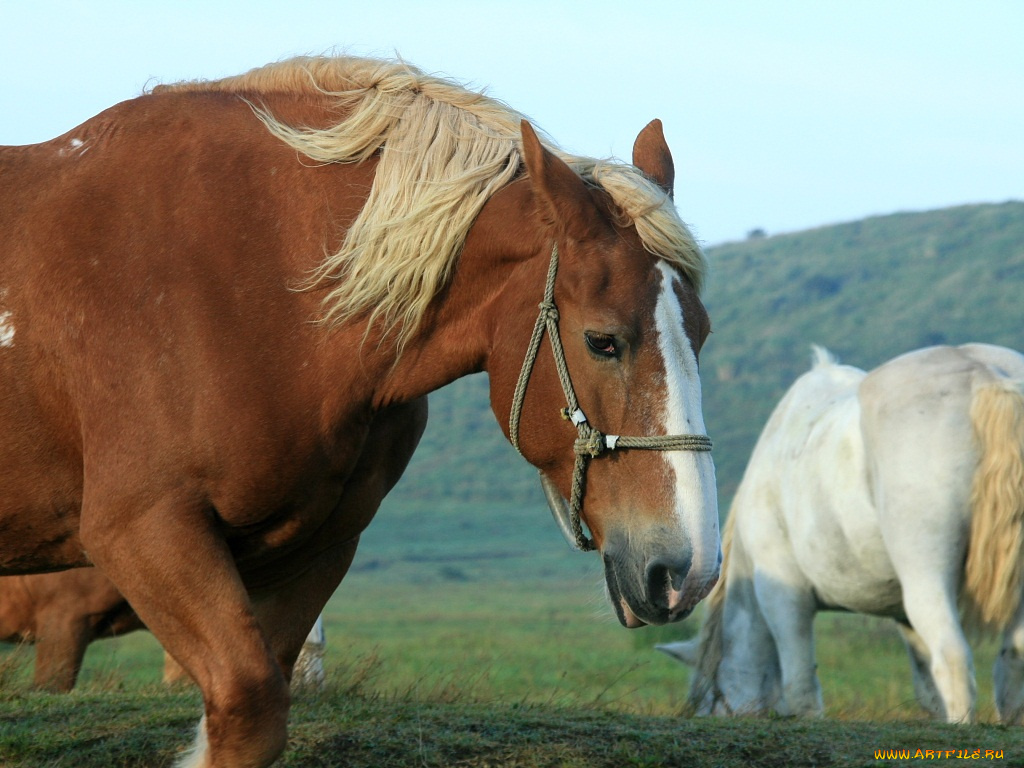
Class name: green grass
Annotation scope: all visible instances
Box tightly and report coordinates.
[0,574,1014,766]
[2,648,1022,767]
[0,499,1013,765]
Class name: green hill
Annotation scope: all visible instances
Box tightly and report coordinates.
[386,200,1024,515]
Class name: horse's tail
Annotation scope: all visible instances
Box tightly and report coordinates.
[685,506,737,711]
[961,376,1024,635]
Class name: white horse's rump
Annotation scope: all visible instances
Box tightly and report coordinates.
[661,344,1024,723]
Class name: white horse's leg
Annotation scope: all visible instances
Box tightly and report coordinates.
[753,570,822,717]
[291,615,326,693]
[994,596,1024,724]
[882,491,976,723]
[862,348,983,724]
[896,621,944,718]
[897,579,975,723]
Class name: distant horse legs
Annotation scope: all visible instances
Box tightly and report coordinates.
[995,596,1024,724]
[32,612,91,692]
[896,621,945,718]
[292,616,326,691]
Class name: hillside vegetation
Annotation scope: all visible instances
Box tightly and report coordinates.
[393,200,1024,507]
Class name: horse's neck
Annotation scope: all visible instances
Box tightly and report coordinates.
[374,181,545,405]
[705,526,782,699]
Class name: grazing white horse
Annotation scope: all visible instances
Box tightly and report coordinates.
[660,344,1024,724]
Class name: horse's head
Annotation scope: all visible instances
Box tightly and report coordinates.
[490,120,719,627]
[659,630,782,717]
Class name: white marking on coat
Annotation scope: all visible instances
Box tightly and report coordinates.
[0,311,15,348]
[59,138,90,158]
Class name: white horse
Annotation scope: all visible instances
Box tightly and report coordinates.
[660,344,1024,724]
[291,615,326,692]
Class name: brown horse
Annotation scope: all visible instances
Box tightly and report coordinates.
[0,568,144,691]
[0,55,718,767]
[0,568,324,692]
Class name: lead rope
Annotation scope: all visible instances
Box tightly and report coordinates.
[508,244,712,551]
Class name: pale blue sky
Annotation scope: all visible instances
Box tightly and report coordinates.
[2,1,1021,246]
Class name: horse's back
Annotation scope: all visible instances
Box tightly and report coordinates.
[0,568,139,643]
[860,345,995,492]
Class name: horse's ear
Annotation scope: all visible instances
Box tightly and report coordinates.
[656,639,700,666]
[521,120,604,239]
[632,119,675,198]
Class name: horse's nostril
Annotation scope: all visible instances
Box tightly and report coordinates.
[646,554,691,607]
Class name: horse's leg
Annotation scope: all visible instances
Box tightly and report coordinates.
[896,578,975,722]
[163,651,192,685]
[250,398,427,697]
[291,615,326,692]
[753,571,822,717]
[994,596,1024,724]
[250,538,359,686]
[881,489,975,723]
[895,620,944,718]
[32,613,90,692]
[80,491,289,768]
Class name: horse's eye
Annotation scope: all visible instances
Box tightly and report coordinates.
[585,332,618,358]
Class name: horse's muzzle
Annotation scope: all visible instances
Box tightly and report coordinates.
[602,534,718,627]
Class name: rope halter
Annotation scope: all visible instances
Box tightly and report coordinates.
[508,244,713,551]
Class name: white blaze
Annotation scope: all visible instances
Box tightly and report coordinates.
[653,262,720,601]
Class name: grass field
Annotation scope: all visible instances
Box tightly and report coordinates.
[0,582,1017,767]
[3,687,1022,767]
[15,579,998,723]
[1,498,1017,765]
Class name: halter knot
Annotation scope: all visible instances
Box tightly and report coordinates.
[539,301,559,321]
[575,430,608,458]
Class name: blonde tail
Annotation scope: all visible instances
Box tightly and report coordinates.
[962,378,1024,635]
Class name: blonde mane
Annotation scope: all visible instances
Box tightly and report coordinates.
[155,55,705,346]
